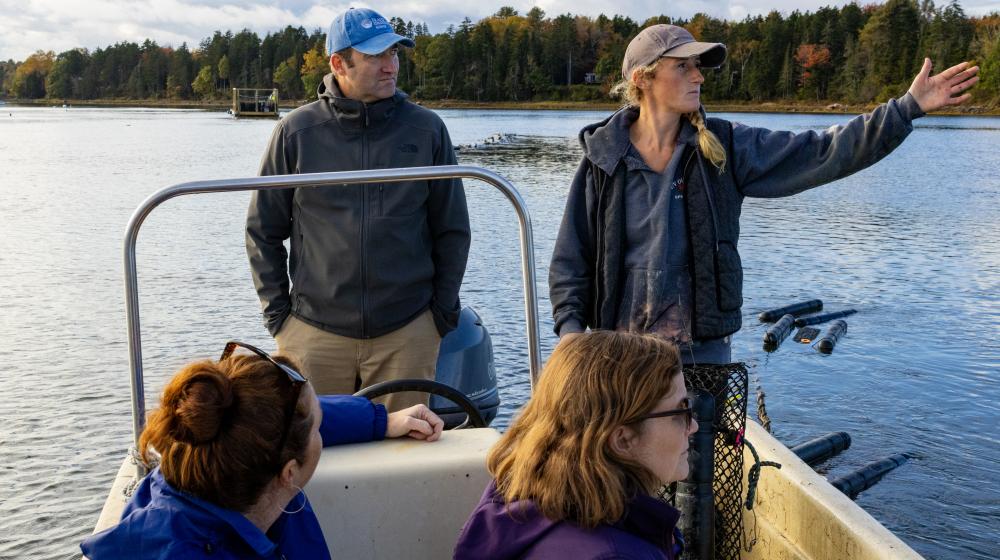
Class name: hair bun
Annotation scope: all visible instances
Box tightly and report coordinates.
[171,369,235,444]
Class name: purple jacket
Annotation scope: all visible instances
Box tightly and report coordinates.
[454,481,682,560]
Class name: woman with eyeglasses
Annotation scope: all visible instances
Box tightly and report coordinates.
[549,24,979,364]
[454,330,695,559]
[81,341,443,559]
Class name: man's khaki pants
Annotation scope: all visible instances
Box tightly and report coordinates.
[275,310,440,412]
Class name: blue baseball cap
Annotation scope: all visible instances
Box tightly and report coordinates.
[326,7,415,56]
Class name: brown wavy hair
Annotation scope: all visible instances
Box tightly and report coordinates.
[139,353,312,511]
[610,60,727,173]
[487,330,682,528]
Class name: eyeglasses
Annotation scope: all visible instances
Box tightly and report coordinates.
[637,397,695,429]
[220,341,306,469]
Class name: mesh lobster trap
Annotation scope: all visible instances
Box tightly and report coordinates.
[663,362,749,560]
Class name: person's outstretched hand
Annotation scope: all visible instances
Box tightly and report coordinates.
[386,404,444,441]
[908,58,980,112]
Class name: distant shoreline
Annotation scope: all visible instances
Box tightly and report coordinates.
[4,97,998,117]
[420,99,1000,116]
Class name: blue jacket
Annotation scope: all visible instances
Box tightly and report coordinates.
[454,481,683,560]
[81,395,387,559]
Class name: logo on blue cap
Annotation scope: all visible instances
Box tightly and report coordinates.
[326,8,415,56]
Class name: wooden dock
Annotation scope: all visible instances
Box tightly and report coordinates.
[231,88,279,118]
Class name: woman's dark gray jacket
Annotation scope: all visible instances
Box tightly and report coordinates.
[549,94,924,340]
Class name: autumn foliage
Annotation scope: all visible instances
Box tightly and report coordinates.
[0,1,997,106]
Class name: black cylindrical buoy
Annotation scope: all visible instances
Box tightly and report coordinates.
[830,453,909,499]
[677,391,715,560]
[816,320,848,354]
[763,314,796,349]
[758,299,823,322]
[791,432,852,466]
[795,309,858,327]
[793,326,821,344]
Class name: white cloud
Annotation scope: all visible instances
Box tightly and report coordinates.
[0,0,333,60]
[1,0,997,62]
[728,4,751,20]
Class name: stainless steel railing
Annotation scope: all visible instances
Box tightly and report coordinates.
[124,165,542,470]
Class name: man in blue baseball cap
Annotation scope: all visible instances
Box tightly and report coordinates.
[325,7,416,102]
[247,7,470,412]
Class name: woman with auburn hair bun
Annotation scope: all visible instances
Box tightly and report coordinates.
[454,330,696,559]
[81,341,443,560]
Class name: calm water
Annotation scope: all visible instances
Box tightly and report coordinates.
[0,105,997,559]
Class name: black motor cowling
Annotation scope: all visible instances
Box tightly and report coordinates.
[431,307,500,428]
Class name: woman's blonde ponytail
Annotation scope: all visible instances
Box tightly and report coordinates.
[686,110,726,173]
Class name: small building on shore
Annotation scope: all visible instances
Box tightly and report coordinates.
[231,88,279,118]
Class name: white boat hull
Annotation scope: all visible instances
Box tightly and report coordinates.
[91,421,922,559]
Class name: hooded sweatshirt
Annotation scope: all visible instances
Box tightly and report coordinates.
[454,481,682,560]
[247,74,471,339]
[549,94,925,354]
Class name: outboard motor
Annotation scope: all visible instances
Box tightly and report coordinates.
[432,307,500,428]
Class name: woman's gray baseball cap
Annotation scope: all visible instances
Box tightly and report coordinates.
[621,24,727,79]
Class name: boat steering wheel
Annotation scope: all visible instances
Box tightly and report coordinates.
[353,379,487,429]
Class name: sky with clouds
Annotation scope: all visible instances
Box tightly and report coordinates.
[2,0,997,62]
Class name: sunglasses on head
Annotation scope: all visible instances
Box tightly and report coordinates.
[220,341,306,384]
[220,341,306,469]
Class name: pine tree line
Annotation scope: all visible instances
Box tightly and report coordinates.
[2,1,998,106]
